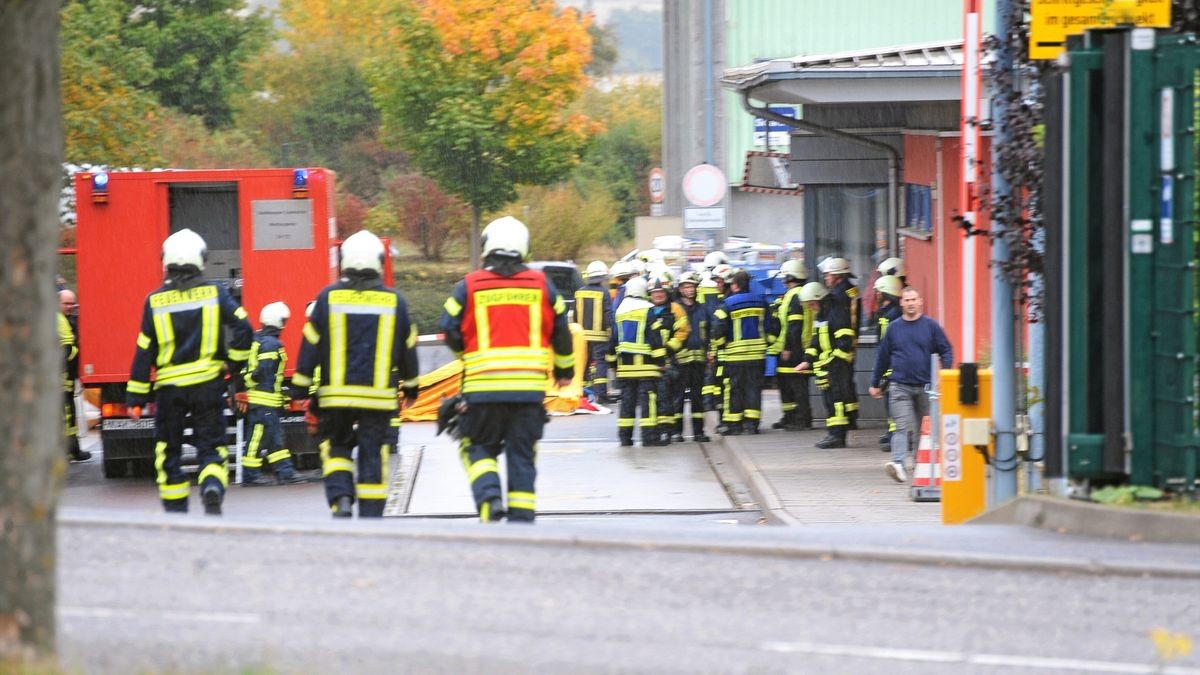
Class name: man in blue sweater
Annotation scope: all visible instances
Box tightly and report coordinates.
[869,286,953,483]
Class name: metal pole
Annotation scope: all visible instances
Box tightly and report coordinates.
[990,0,1018,504]
[703,0,714,166]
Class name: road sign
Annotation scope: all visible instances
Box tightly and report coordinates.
[1029,0,1170,60]
[683,207,725,230]
[648,167,665,204]
[650,203,664,217]
[682,164,727,207]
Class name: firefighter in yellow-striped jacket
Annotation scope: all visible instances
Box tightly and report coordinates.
[873,274,904,449]
[711,269,769,435]
[796,280,856,448]
[768,260,814,431]
[607,276,667,447]
[126,229,254,515]
[575,260,614,402]
[238,301,307,486]
[292,230,420,519]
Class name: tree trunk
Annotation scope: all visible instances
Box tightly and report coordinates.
[0,0,64,664]
[470,203,481,270]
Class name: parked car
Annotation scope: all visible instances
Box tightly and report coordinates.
[528,260,583,318]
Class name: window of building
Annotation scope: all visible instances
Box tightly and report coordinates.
[903,183,933,235]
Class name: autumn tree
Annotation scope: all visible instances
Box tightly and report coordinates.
[368,0,600,267]
[387,174,469,261]
[1,0,64,664]
[513,180,617,262]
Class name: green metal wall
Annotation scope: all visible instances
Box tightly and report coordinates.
[724,0,995,176]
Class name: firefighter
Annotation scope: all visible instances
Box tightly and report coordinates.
[674,272,712,442]
[877,257,907,286]
[60,308,90,462]
[237,301,307,486]
[291,230,420,518]
[126,229,253,515]
[796,280,855,448]
[769,260,813,431]
[820,257,861,429]
[439,216,573,523]
[609,260,635,304]
[648,274,688,444]
[608,276,667,447]
[575,260,614,403]
[711,270,769,435]
[873,274,904,449]
[706,263,735,429]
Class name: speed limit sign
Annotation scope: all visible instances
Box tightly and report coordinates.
[648,167,665,204]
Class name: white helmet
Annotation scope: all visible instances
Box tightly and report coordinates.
[481,215,530,260]
[340,229,385,274]
[585,260,609,279]
[703,251,728,269]
[677,271,700,286]
[779,259,807,283]
[820,257,852,276]
[874,275,903,297]
[624,276,649,299]
[711,263,735,283]
[877,257,905,279]
[638,248,664,264]
[799,282,829,303]
[630,259,647,277]
[259,301,291,329]
[610,260,633,279]
[162,228,207,271]
[305,301,316,319]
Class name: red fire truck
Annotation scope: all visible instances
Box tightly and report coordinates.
[74,167,372,479]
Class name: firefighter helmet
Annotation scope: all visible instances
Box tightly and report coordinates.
[162,228,208,271]
[648,275,671,294]
[630,259,647,277]
[704,251,728,269]
[259,301,291,329]
[799,282,828,303]
[481,215,530,260]
[638,248,664,265]
[711,263,735,282]
[677,271,700,286]
[779,259,807,283]
[610,260,634,279]
[820,257,852,276]
[305,301,316,319]
[874,275,903,297]
[877,257,905,279]
[624,276,649,299]
[585,260,609,279]
[340,230,385,274]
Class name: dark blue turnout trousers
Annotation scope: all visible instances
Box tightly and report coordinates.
[319,408,391,518]
[458,402,545,522]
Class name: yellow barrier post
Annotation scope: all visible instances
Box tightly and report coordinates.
[939,368,990,524]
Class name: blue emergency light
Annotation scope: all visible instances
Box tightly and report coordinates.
[91,171,109,203]
[292,168,309,198]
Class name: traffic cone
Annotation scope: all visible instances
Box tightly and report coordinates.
[909,416,941,502]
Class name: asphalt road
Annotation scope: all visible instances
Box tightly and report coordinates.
[57,517,1200,675]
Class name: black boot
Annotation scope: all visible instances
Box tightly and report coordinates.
[744,421,760,435]
[815,432,847,449]
[202,486,222,516]
[693,421,711,443]
[619,431,634,447]
[720,423,742,436]
[481,497,506,523]
[331,495,353,518]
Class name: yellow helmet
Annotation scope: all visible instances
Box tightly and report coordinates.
[779,259,807,283]
[799,282,828,303]
[873,275,903,297]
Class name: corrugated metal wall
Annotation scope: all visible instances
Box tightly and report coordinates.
[723,0,994,177]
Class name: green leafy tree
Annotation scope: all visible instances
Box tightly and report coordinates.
[120,0,272,129]
[368,0,600,267]
[386,174,469,261]
[512,180,617,261]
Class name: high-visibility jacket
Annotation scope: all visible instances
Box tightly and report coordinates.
[804,298,855,374]
[829,277,861,339]
[440,267,574,404]
[768,285,811,368]
[244,327,287,408]
[711,292,769,363]
[293,279,420,411]
[675,299,711,365]
[606,297,666,378]
[876,301,902,338]
[650,301,691,354]
[574,281,613,342]
[128,281,252,396]
[697,284,723,313]
[59,312,78,393]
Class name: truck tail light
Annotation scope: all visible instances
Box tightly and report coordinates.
[101,403,126,417]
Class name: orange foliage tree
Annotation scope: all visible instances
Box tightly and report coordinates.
[368,0,601,266]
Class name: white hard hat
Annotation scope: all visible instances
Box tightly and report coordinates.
[877,257,905,279]
[585,260,609,279]
[481,215,530,260]
[677,271,700,286]
[162,228,207,271]
[711,263,735,282]
[630,259,647,277]
[648,273,672,294]
[820,257,852,276]
[779,259,807,282]
[638,248,664,264]
[305,301,316,319]
[259,301,291,329]
[799,281,829,303]
[610,260,633,279]
[341,229,385,274]
[624,276,649,299]
[703,251,728,269]
[874,275,903,297]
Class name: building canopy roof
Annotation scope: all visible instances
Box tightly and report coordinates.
[721,39,964,105]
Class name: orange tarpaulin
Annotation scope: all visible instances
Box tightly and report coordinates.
[400,323,594,422]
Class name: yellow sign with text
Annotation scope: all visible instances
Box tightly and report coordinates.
[1030,0,1171,60]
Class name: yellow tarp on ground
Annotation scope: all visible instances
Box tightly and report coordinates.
[400,324,591,422]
